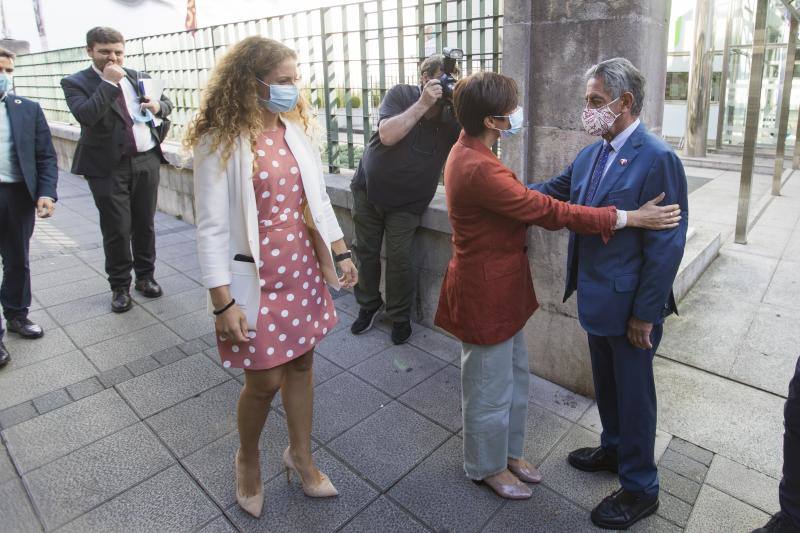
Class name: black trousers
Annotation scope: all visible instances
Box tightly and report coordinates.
[781,356,800,526]
[0,182,35,337]
[87,150,160,290]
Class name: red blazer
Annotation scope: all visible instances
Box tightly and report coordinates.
[434,132,617,345]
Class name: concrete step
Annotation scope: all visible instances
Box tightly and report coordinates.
[680,155,778,175]
[673,226,721,303]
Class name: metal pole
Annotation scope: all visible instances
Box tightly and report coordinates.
[685,0,715,157]
[716,0,736,149]
[772,15,797,195]
[397,0,405,83]
[735,0,769,244]
[320,8,339,173]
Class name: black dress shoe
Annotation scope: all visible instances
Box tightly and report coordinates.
[6,317,44,339]
[111,288,133,313]
[391,321,412,345]
[568,446,619,473]
[591,488,659,530]
[134,278,163,298]
[0,341,9,368]
[752,513,800,533]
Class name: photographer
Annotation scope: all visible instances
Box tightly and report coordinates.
[350,52,461,344]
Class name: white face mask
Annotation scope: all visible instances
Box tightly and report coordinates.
[582,97,621,137]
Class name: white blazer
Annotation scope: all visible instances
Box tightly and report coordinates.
[193,117,344,329]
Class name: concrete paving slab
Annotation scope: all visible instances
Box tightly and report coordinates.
[659,289,758,376]
[0,478,43,533]
[399,364,462,432]
[724,225,793,259]
[538,425,619,510]
[32,389,72,414]
[311,372,391,443]
[0,443,16,484]
[704,454,780,515]
[56,465,220,533]
[483,484,606,533]
[764,260,800,311]
[227,448,378,533]
[71,305,157,347]
[47,293,113,326]
[24,423,174,530]
[116,353,229,418]
[658,449,708,484]
[0,350,96,411]
[33,274,110,307]
[655,357,784,479]
[140,286,206,320]
[329,401,450,490]
[0,401,38,430]
[656,489,693,528]
[31,264,100,290]
[126,355,160,376]
[684,484,769,533]
[29,254,82,275]
[147,380,240,457]
[660,467,702,504]
[163,308,214,340]
[351,344,447,398]
[1,327,77,369]
[314,327,394,369]
[196,516,238,533]
[667,438,715,467]
[522,403,574,468]
[183,413,305,508]
[530,373,593,422]
[685,249,778,303]
[2,388,138,474]
[65,377,104,401]
[407,323,461,363]
[83,323,182,371]
[340,496,428,533]
[388,436,504,533]
[730,305,799,396]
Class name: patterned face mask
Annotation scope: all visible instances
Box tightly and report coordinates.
[582,97,621,137]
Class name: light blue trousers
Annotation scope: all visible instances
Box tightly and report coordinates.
[461,329,530,480]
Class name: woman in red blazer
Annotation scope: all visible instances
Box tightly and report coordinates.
[434,72,680,499]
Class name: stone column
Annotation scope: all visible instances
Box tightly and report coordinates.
[685,0,715,157]
[501,1,671,396]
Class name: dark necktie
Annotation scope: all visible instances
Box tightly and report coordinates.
[585,143,613,205]
[115,86,137,156]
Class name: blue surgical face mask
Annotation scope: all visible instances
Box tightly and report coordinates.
[256,78,299,113]
[0,73,13,95]
[492,106,524,138]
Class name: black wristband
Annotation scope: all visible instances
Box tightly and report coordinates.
[213,298,236,316]
[334,251,352,262]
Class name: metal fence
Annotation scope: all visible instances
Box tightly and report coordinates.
[13,0,503,172]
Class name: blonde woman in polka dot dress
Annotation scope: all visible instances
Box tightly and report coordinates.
[186,37,357,519]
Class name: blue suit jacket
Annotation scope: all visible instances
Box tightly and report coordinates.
[529,123,688,336]
[4,94,58,202]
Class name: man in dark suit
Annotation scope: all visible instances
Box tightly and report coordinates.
[61,27,173,313]
[0,47,58,367]
[530,57,688,530]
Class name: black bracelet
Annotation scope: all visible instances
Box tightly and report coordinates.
[213,298,236,316]
[334,250,352,262]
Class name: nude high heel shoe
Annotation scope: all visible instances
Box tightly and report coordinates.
[235,450,264,518]
[282,447,339,498]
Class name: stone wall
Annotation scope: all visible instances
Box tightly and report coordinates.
[48,122,454,329]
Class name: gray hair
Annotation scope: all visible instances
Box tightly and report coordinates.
[585,57,645,116]
[420,54,444,79]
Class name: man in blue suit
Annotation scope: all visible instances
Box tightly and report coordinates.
[0,47,58,367]
[530,58,688,529]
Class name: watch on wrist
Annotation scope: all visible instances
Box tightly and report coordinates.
[334,250,352,263]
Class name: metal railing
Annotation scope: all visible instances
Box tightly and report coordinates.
[13,0,503,172]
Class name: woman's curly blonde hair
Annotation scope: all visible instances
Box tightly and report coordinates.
[183,36,317,164]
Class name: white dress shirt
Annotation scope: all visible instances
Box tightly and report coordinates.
[92,65,156,153]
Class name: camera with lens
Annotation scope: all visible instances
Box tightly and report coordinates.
[438,47,463,101]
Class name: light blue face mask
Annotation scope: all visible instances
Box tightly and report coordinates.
[256,78,299,113]
[0,73,12,95]
[492,106,524,138]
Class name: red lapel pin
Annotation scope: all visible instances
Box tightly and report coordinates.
[620,158,628,166]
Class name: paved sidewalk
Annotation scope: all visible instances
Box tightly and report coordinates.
[0,169,793,532]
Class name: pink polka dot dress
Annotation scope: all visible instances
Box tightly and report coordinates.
[216,126,338,370]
